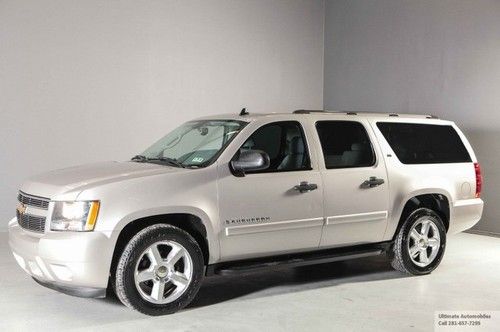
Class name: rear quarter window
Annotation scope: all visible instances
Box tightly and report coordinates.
[376,122,471,164]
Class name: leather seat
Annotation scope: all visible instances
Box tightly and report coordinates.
[278,137,305,170]
[341,143,365,166]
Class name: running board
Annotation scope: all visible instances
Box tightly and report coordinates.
[206,242,391,276]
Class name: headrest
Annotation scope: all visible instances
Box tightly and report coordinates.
[242,139,255,149]
[351,143,364,151]
[290,136,305,154]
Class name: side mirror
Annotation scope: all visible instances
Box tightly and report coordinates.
[231,150,270,176]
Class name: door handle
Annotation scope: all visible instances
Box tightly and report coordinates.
[362,176,385,188]
[294,181,318,193]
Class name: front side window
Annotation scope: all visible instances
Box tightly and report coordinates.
[316,121,375,169]
[137,120,246,168]
[239,121,311,173]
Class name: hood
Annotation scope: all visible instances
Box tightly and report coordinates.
[20,161,182,200]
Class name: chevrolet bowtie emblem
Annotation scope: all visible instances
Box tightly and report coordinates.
[17,203,26,215]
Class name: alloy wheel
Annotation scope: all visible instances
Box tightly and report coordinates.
[134,240,193,304]
[407,218,441,267]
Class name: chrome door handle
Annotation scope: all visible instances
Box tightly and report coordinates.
[362,176,385,188]
[294,181,318,193]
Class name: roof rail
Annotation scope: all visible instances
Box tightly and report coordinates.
[293,110,440,119]
[293,110,358,115]
[293,109,325,114]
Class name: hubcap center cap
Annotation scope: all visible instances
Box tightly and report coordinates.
[418,238,428,248]
[156,265,169,278]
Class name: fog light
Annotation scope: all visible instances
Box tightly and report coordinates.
[12,252,26,271]
[28,261,43,277]
[50,264,73,281]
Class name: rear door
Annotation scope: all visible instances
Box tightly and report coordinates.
[315,119,390,247]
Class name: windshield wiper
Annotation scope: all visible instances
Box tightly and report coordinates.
[149,157,186,168]
[131,155,186,168]
[131,155,148,162]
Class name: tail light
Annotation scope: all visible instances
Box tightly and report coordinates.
[474,162,482,198]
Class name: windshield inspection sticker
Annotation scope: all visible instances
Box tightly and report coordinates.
[435,311,499,331]
[191,157,204,163]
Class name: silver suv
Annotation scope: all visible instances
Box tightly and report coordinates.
[9,110,484,315]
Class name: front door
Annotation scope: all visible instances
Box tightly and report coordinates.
[217,121,324,261]
[315,120,390,247]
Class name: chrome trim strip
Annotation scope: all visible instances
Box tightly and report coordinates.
[225,217,324,237]
[18,191,51,210]
[24,206,49,217]
[326,211,388,225]
[18,190,50,200]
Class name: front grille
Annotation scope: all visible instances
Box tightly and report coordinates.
[18,192,50,210]
[17,212,46,233]
[17,191,50,233]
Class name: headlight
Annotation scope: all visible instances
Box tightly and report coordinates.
[50,201,100,232]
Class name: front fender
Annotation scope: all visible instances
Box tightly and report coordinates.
[108,206,219,264]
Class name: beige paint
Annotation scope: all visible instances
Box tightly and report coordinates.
[324,0,500,234]
[0,0,325,228]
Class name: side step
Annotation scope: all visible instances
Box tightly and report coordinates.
[206,242,391,276]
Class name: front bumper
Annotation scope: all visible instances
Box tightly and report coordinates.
[32,277,106,298]
[8,218,112,297]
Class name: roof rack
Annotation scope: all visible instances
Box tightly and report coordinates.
[292,110,440,119]
[293,109,325,114]
[293,110,357,115]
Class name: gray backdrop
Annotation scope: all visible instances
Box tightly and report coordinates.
[0,0,325,229]
[1,0,498,234]
[324,0,500,234]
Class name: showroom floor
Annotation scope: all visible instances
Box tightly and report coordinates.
[1,232,499,331]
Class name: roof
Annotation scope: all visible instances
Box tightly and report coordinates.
[195,110,451,123]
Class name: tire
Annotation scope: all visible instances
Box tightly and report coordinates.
[390,208,446,275]
[114,224,204,315]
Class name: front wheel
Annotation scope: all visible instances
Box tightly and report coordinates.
[390,208,446,275]
[114,224,204,315]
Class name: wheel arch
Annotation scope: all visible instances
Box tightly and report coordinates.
[108,207,218,288]
[392,191,451,240]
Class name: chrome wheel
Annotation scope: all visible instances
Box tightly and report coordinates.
[408,218,441,267]
[134,240,193,304]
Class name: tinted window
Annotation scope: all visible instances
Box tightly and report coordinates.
[241,121,310,173]
[377,122,471,164]
[316,121,375,168]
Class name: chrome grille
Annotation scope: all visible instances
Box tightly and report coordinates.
[18,191,50,210]
[16,212,46,233]
[17,191,50,233]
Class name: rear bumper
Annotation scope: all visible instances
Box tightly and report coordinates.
[449,198,484,234]
[8,218,112,295]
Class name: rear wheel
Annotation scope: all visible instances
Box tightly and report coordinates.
[390,208,446,275]
[115,224,204,315]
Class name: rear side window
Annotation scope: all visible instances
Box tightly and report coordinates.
[316,121,375,168]
[377,122,471,164]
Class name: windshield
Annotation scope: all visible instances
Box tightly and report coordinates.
[134,120,246,168]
